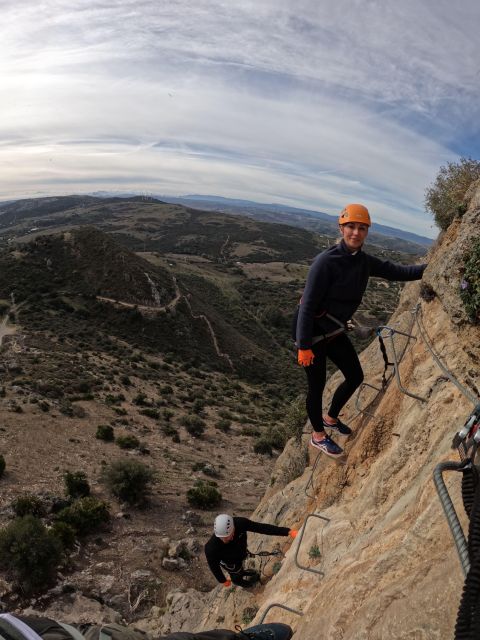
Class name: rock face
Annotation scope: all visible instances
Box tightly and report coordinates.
[153,186,480,638]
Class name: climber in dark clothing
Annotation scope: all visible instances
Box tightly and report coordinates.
[0,613,293,640]
[158,624,293,640]
[204,514,297,588]
[294,203,427,458]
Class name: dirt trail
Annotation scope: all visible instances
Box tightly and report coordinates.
[0,309,18,346]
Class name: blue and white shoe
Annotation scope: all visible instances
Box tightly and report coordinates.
[310,434,344,457]
[323,417,352,436]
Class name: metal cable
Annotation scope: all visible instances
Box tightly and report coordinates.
[433,460,471,576]
[413,303,478,406]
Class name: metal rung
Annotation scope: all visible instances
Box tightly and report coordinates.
[259,603,303,624]
[294,512,330,576]
[355,381,383,417]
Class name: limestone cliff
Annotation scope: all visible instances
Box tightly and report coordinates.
[137,190,480,639]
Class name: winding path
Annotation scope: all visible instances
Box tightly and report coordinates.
[97,275,234,370]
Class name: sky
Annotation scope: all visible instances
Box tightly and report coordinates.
[1,1,480,238]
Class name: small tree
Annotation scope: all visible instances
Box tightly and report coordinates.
[64,471,90,499]
[116,434,140,449]
[460,238,480,322]
[253,438,273,456]
[186,479,222,509]
[0,454,5,478]
[0,515,63,593]
[182,415,206,437]
[12,494,46,518]
[425,157,480,230]
[102,459,156,506]
[96,424,115,441]
[55,496,110,536]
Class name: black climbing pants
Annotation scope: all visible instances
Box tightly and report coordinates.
[304,333,364,433]
[221,561,260,588]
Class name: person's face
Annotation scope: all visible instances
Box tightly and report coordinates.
[340,222,369,251]
[219,529,235,543]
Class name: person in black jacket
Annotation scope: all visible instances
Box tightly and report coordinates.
[204,514,297,588]
[295,203,427,459]
[0,613,293,640]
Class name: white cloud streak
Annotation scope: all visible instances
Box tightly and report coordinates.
[1,0,480,236]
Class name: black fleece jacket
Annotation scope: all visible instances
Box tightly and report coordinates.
[296,240,426,349]
[204,517,290,583]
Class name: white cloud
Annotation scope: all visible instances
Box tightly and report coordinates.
[1,0,480,237]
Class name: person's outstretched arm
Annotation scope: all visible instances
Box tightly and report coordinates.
[368,255,427,281]
[240,517,290,537]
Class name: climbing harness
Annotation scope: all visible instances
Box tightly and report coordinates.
[453,403,480,462]
[246,548,283,578]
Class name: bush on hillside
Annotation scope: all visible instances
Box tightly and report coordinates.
[425,157,480,230]
[116,434,140,449]
[0,454,5,478]
[49,521,77,550]
[182,415,206,437]
[460,238,480,323]
[96,424,115,441]
[281,394,307,445]
[11,494,46,518]
[0,515,63,593]
[253,438,273,456]
[186,479,222,509]
[55,496,110,536]
[101,459,156,506]
[64,471,90,499]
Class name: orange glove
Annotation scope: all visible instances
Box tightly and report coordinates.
[289,529,298,538]
[298,349,315,367]
[223,580,232,587]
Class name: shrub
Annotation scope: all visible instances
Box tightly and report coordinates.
[215,418,231,432]
[116,434,140,449]
[55,496,110,536]
[282,394,307,444]
[64,471,90,499]
[182,415,206,437]
[162,423,178,438]
[96,424,115,441]
[12,494,46,518]
[425,157,480,230]
[186,480,222,509]
[0,515,63,592]
[50,521,76,550]
[460,237,480,322]
[162,408,174,421]
[0,455,5,478]
[253,438,273,456]
[101,459,156,506]
[140,408,160,419]
[133,392,149,406]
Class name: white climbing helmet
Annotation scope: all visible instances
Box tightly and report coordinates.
[214,513,234,538]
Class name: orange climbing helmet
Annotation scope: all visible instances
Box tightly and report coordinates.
[338,203,371,227]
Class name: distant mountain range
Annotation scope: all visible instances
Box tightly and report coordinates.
[1,192,433,255]
[159,194,434,254]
